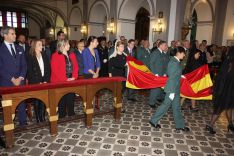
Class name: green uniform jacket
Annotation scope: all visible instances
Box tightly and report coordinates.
[150,48,169,76]
[164,57,182,94]
[137,47,151,67]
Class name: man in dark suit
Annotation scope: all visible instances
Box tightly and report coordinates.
[137,40,151,68]
[50,30,65,54]
[41,38,52,60]
[0,27,27,126]
[148,41,169,108]
[74,40,85,76]
[16,34,30,58]
[125,39,138,101]
[97,37,109,77]
[149,47,189,132]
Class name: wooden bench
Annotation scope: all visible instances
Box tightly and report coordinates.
[0,77,124,148]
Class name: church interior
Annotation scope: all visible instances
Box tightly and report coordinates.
[0,0,234,155]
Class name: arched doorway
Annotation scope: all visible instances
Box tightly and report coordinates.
[135,7,150,41]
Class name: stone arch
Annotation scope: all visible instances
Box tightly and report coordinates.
[88,0,110,23]
[69,6,82,25]
[118,0,155,20]
[191,0,214,22]
[88,0,109,36]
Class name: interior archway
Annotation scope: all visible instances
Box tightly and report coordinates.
[88,3,108,37]
[135,7,150,41]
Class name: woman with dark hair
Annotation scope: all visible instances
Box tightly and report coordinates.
[82,36,100,79]
[27,39,51,122]
[51,39,78,118]
[206,46,234,134]
[182,49,203,112]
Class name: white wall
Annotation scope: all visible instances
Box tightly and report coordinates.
[222,0,234,46]
[196,23,213,44]
[28,17,40,38]
[194,1,213,44]
[116,20,135,40]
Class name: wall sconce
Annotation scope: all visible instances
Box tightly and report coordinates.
[107,18,115,34]
[49,28,54,35]
[80,22,87,36]
[152,11,164,34]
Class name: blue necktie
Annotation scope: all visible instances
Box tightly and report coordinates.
[10,44,16,58]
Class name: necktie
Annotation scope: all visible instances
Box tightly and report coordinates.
[130,49,132,56]
[9,44,16,58]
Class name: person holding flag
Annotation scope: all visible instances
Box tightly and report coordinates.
[149,46,190,132]
[148,40,169,108]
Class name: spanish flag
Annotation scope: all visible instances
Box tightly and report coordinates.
[126,56,213,100]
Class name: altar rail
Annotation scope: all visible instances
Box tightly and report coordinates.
[0,77,124,148]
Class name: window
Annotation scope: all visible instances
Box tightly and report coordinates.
[0,11,28,28]
[0,11,2,27]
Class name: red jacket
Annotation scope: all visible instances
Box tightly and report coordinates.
[50,52,78,82]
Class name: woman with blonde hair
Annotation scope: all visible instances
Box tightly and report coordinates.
[50,39,78,118]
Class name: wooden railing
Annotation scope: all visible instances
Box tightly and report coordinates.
[0,77,124,148]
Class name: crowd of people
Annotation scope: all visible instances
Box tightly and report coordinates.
[0,26,233,137]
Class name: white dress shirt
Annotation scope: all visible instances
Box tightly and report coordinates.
[37,55,45,77]
[4,41,16,56]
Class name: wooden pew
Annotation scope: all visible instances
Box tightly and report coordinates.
[0,77,124,148]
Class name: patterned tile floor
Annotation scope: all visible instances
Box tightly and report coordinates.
[0,90,234,156]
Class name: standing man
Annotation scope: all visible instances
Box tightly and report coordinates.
[182,40,190,69]
[125,39,138,101]
[148,41,169,108]
[41,38,52,60]
[74,41,85,76]
[97,37,109,77]
[16,34,30,58]
[0,27,27,126]
[50,30,65,54]
[149,47,190,132]
[137,40,151,68]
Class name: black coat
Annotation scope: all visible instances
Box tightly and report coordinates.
[97,46,109,77]
[27,52,51,84]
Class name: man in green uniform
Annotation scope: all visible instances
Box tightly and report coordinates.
[148,41,169,108]
[149,46,190,132]
[137,40,151,68]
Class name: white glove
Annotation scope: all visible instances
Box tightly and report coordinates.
[103,59,107,63]
[155,74,159,77]
[169,93,175,100]
[163,74,167,77]
[181,75,186,79]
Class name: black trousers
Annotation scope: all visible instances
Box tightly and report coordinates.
[58,93,75,118]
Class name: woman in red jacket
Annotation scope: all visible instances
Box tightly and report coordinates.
[51,39,78,118]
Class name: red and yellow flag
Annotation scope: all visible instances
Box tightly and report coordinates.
[126,56,213,100]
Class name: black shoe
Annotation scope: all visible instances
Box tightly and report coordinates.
[121,109,126,113]
[149,121,161,129]
[128,98,138,102]
[205,125,216,134]
[176,127,190,132]
[190,106,199,112]
[227,124,234,132]
[0,137,5,148]
[149,105,156,108]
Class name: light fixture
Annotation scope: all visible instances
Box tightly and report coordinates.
[152,11,164,34]
[80,22,87,36]
[49,28,54,35]
[107,18,115,34]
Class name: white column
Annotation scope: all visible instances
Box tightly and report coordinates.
[167,0,177,43]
